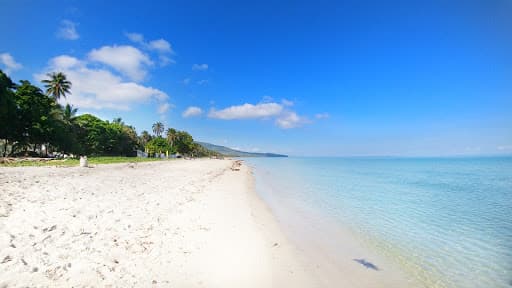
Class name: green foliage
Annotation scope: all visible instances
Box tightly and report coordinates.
[146,137,172,154]
[41,72,71,100]
[175,131,194,154]
[152,122,164,137]
[0,69,216,159]
[0,71,17,155]
[74,114,138,156]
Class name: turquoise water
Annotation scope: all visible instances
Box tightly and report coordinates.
[245,157,512,288]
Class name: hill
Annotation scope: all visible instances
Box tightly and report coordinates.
[196,142,288,157]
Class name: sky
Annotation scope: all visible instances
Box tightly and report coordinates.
[1,0,511,156]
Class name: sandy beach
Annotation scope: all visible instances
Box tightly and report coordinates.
[0,159,319,287]
[0,159,418,287]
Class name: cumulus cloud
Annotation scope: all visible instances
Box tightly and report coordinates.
[157,102,173,114]
[56,20,79,40]
[192,63,208,71]
[182,106,203,118]
[208,103,283,120]
[208,99,309,129]
[315,112,330,119]
[148,39,173,53]
[275,111,306,129]
[0,53,22,74]
[125,32,144,43]
[125,32,175,66]
[35,54,168,111]
[88,45,153,81]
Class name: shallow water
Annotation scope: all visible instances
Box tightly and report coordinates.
[246,157,512,288]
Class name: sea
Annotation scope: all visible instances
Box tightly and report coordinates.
[245,156,512,288]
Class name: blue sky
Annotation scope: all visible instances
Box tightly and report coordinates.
[1,0,511,156]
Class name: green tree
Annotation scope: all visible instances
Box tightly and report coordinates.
[152,121,164,137]
[145,137,171,155]
[63,104,77,123]
[166,128,177,151]
[139,130,152,147]
[0,70,18,156]
[14,80,57,155]
[175,131,194,155]
[41,72,71,101]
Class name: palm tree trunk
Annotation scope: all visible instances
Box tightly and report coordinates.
[3,140,7,157]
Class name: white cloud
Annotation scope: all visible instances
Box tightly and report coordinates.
[197,79,208,85]
[208,103,283,120]
[315,112,330,119]
[159,55,175,67]
[125,32,144,43]
[0,53,22,74]
[157,102,173,114]
[36,55,169,111]
[182,106,203,118]
[125,32,175,66]
[88,45,153,81]
[148,39,173,53]
[275,111,306,129]
[208,99,308,129]
[182,78,191,85]
[56,20,79,40]
[281,99,294,106]
[192,63,208,71]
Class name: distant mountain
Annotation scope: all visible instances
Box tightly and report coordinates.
[196,142,288,157]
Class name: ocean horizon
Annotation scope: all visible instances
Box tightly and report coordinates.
[246,156,512,288]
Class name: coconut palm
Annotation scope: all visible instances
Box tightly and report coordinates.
[152,122,164,137]
[41,72,72,101]
[140,130,152,146]
[166,128,177,150]
[62,104,77,123]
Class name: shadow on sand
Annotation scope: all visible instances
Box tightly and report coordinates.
[353,258,379,271]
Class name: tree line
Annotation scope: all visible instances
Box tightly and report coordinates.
[0,69,217,158]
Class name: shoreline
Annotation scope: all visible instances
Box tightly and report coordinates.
[248,160,425,288]
[1,158,422,287]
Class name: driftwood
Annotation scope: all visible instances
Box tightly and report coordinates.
[231,160,243,171]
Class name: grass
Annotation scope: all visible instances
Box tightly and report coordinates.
[0,156,167,167]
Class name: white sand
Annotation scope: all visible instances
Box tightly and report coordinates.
[0,159,318,287]
[0,159,420,287]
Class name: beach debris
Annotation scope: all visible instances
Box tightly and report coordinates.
[79,156,88,167]
[1,256,12,264]
[0,201,12,217]
[353,258,379,270]
[231,160,243,171]
[43,225,57,233]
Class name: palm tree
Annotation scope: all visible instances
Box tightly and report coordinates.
[63,104,77,123]
[166,128,177,150]
[140,130,152,146]
[152,122,164,137]
[42,72,72,101]
[113,117,124,125]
